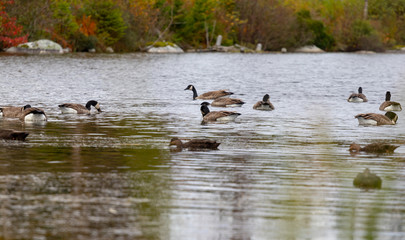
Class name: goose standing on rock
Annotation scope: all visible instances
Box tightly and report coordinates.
[59,100,102,114]
[211,98,245,107]
[200,102,241,123]
[253,94,275,110]
[169,137,220,150]
[355,112,398,126]
[348,87,368,102]
[379,91,402,111]
[185,85,233,100]
[0,129,29,140]
[0,104,32,118]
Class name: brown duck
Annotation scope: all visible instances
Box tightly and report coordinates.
[0,129,29,140]
[170,137,220,150]
[211,98,245,107]
[355,112,398,126]
[349,143,399,154]
[200,102,241,123]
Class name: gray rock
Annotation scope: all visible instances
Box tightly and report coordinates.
[295,45,325,53]
[106,47,114,53]
[16,39,63,54]
[147,44,184,53]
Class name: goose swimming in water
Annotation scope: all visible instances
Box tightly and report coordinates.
[348,87,368,102]
[355,112,398,126]
[0,129,29,140]
[59,100,102,114]
[253,94,275,110]
[200,102,241,123]
[0,104,32,118]
[379,91,402,111]
[169,137,220,150]
[19,107,47,122]
[185,85,233,100]
[349,143,399,154]
[211,98,245,107]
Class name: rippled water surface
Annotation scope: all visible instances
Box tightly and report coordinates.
[1,52,405,239]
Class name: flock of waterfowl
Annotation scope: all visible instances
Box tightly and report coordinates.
[0,100,102,140]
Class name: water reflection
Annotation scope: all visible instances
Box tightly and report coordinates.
[1,53,405,239]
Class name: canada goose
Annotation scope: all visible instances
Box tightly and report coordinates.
[169,137,220,150]
[58,100,101,114]
[200,102,241,122]
[185,85,233,100]
[379,91,402,111]
[349,143,399,154]
[355,112,398,126]
[211,98,245,107]
[253,94,275,110]
[19,107,47,122]
[353,168,382,189]
[0,104,32,118]
[0,129,29,140]
[347,87,368,102]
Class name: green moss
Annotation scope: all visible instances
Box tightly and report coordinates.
[147,41,175,48]
[19,44,29,48]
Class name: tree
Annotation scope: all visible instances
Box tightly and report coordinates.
[0,0,28,50]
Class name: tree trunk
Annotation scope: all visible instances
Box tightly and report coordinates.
[363,0,368,19]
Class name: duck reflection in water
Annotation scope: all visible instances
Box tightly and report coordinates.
[169,137,220,151]
[353,168,382,189]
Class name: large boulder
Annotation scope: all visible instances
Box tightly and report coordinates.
[147,43,184,53]
[7,39,63,54]
[295,45,325,53]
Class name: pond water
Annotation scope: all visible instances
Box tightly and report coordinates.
[1,52,405,240]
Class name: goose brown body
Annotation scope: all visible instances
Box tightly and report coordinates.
[0,105,32,118]
[170,137,220,150]
[355,112,397,125]
[0,129,29,140]
[185,85,233,100]
[211,98,245,107]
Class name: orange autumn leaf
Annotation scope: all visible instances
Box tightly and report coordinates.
[78,15,96,36]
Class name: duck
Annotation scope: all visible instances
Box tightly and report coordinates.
[355,112,398,126]
[379,91,402,111]
[169,137,220,150]
[58,100,102,114]
[200,102,241,123]
[19,107,47,122]
[184,85,233,100]
[211,98,245,107]
[349,143,399,154]
[353,168,382,189]
[253,94,275,110]
[347,87,368,102]
[0,104,32,118]
[0,129,29,140]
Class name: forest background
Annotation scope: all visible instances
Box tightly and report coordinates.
[1,0,405,52]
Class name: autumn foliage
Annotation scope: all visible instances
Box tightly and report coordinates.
[3,0,405,52]
[0,0,27,49]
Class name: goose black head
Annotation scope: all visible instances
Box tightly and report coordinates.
[200,102,210,116]
[385,91,391,101]
[263,94,270,102]
[358,87,363,94]
[184,85,194,91]
[23,104,32,110]
[86,100,102,112]
[385,111,398,123]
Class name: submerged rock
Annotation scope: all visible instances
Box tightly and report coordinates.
[353,168,382,189]
[7,39,63,54]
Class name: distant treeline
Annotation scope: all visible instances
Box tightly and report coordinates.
[2,0,405,52]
